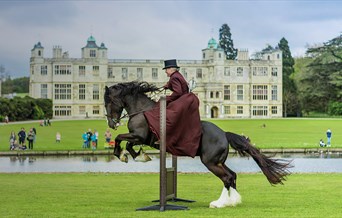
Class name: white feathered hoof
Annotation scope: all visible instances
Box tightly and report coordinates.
[209,187,242,208]
[228,187,242,206]
[134,152,152,162]
[119,150,128,163]
[209,200,227,208]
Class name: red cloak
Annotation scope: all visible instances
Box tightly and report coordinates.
[144,71,202,157]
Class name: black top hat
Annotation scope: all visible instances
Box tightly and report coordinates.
[163,59,179,69]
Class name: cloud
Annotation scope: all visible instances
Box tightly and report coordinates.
[0,1,341,78]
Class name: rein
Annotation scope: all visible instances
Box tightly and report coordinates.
[117,108,151,120]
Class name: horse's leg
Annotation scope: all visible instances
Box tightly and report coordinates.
[202,161,235,208]
[113,139,122,159]
[199,121,242,208]
[222,164,242,206]
[125,142,139,159]
[114,133,146,162]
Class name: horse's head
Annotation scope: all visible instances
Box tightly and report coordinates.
[104,86,124,130]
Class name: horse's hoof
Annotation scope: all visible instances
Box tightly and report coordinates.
[119,153,128,163]
[209,200,225,208]
[135,153,152,162]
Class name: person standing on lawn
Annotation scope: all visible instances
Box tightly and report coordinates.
[326,128,332,147]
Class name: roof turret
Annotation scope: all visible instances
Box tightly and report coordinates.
[99,42,107,49]
[207,37,218,49]
[33,42,44,49]
[83,35,98,48]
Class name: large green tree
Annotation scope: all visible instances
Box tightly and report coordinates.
[219,24,237,60]
[0,96,52,121]
[278,37,298,117]
[296,34,342,115]
[1,77,29,94]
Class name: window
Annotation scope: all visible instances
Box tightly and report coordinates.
[38,50,41,56]
[237,106,243,114]
[79,84,86,100]
[137,68,143,80]
[181,68,187,79]
[271,106,278,114]
[79,66,85,76]
[90,50,96,57]
[152,68,158,79]
[210,92,214,98]
[93,66,99,75]
[54,105,71,116]
[79,106,86,115]
[196,68,202,79]
[236,85,244,101]
[41,65,47,75]
[41,84,48,98]
[108,67,114,78]
[252,106,268,116]
[224,106,230,114]
[252,67,268,76]
[224,85,230,100]
[93,106,100,115]
[271,85,278,100]
[271,67,278,76]
[54,65,72,75]
[253,85,268,100]
[224,67,230,76]
[54,84,71,100]
[216,92,219,98]
[237,67,243,77]
[122,68,128,80]
[93,84,99,100]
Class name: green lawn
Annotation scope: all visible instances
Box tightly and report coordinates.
[0,118,341,151]
[0,173,341,217]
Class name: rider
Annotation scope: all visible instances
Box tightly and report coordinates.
[144,59,202,157]
[163,59,190,104]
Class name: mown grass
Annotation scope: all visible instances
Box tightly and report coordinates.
[0,173,341,217]
[0,118,341,151]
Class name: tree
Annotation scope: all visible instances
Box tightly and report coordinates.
[1,77,29,94]
[219,24,237,60]
[306,34,342,100]
[0,96,52,121]
[293,57,314,115]
[278,37,299,116]
[0,64,6,80]
[297,34,342,115]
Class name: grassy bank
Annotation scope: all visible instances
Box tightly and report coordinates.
[0,118,341,151]
[0,173,341,217]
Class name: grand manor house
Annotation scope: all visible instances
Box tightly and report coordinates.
[29,36,283,119]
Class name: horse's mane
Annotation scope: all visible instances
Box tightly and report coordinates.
[105,81,160,102]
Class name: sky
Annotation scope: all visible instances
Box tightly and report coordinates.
[0,0,341,78]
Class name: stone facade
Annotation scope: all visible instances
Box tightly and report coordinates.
[29,36,283,119]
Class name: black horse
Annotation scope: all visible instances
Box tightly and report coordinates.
[104,81,291,208]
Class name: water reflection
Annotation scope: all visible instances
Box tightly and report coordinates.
[1,152,341,173]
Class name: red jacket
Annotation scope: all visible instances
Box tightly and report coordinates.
[165,71,189,104]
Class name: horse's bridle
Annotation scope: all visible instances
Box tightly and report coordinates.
[105,86,165,130]
[105,108,152,130]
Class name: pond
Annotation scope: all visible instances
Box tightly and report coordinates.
[1,152,341,173]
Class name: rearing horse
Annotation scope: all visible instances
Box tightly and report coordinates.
[104,81,291,208]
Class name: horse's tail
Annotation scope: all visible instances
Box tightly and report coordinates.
[225,132,292,185]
